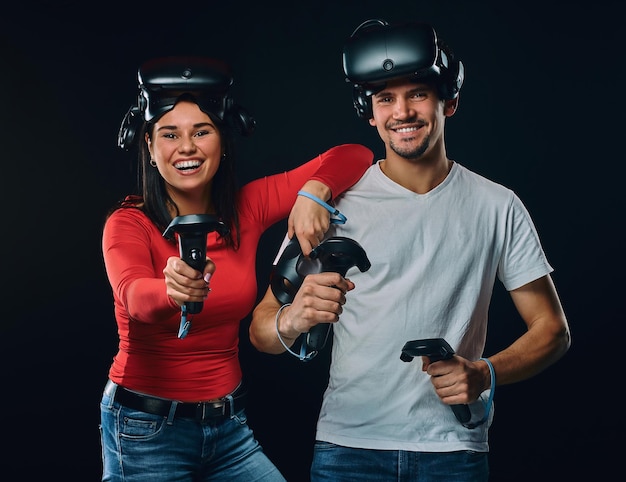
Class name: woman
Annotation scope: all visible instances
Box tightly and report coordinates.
[99,56,373,481]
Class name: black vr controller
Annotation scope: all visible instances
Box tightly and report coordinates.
[401,338,472,425]
[271,236,371,352]
[163,214,229,314]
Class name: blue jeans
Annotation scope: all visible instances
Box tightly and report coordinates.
[100,381,286,481]
[311,441,489,482]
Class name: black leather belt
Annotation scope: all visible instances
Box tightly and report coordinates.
[108,380,246,423]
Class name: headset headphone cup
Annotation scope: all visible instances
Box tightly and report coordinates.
[352,88,372,121]
[117,57,256,150]
[226,102,256,137]
[117,106,143,151]
[344,19,465,120]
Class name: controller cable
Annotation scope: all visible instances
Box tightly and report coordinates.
[275,303,318,361]
[462,357,496,429]
[297,191,347,224]
[178,304,192,339]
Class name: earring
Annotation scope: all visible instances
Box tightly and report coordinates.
[149,158,157,167]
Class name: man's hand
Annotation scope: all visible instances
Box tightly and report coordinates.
[422,356,491,405]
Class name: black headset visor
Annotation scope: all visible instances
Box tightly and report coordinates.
[343,22,440,91]
[142,93,228,122]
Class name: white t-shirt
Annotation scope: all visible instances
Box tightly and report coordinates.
[275,160,553,452]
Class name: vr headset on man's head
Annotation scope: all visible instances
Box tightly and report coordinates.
[342,19,465,118]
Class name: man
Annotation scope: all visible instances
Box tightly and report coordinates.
[250,19,570,481]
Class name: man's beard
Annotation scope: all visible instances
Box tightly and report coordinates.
[389,134,430,160]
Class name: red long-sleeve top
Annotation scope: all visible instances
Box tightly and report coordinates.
[102,144,373,401]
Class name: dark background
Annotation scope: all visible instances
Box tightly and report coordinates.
[1,1,623,480]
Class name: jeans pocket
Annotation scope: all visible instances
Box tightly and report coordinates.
[118,408,166,440]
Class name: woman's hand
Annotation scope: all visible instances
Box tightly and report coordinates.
[163,256,215,307]
[288,180,333,256]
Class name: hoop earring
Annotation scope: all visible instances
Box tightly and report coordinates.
[149,158,157,167]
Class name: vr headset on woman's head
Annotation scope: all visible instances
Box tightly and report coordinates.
[118,56,255,150]
[138,57,234,122]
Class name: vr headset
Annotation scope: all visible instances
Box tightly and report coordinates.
[342,19,465,119]
[138,57,233,122]
[118,56,255,150]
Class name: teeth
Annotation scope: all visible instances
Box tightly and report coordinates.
[396,127,417,133]
[174,160,202,170]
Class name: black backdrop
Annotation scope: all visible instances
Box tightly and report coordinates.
[1,1,623,480]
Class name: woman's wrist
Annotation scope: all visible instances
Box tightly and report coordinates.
[300,179,332,202]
